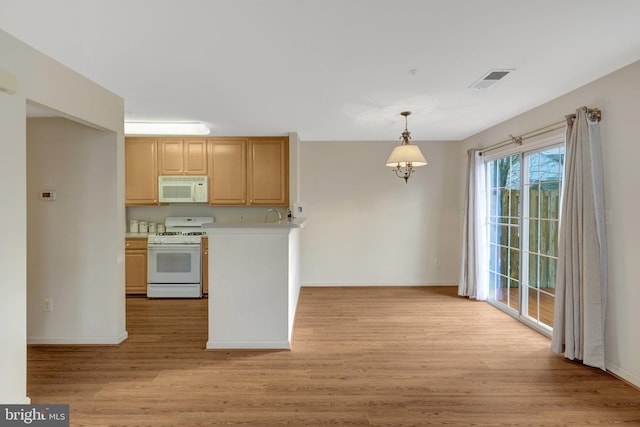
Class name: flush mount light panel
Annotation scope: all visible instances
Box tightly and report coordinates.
[470,69,515,89]
[124,122,211,136]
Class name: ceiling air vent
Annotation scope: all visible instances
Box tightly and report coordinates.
[470,69,514,89]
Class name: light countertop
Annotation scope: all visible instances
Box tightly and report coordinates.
[202,218,306,229]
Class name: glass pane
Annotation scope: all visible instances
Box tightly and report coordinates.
[548,221,559,257]
[499,246,509,276]
[497,275,509,305]
[487,161,496,189]
[528,219,539,253]
[546,258,557,290]
[528,184,540,218]
[496,189,509,217]
[508,279,520,311]
[509,225,520,250]
[539,290,555,327]
[489,224,498,244]
[496,158,510,188]
[529,152,540,183]
[489,189,498,216]
[528,253,539,289]
[539,184,560,219]
[539,149,563,182]
[539,219,550,255]
[527,286,539,321]
[489,243,499,271]
[489,272,498,300]
[509,155,521,187]
[509,248,520,281]
[509,189,520,218]
[548,186,561,220]
[497,225,509,246]
[540,256,551,289]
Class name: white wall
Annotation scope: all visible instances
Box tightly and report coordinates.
[27,118,124,343]
[300,140,461,285]
[0,29,124,403]
[0,66,27,404]
[459,60,640,387]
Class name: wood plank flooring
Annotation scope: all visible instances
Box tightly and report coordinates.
[28,286,640,426]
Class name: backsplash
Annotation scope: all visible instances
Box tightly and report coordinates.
[127,205,286,227]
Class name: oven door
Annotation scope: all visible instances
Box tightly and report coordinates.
[147,244,201,284]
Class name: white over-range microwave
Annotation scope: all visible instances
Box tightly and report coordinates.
[158,176,208,203]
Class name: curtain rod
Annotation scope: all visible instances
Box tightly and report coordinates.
[479,107,601,156]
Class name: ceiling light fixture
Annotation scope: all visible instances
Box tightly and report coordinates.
[385,111,427,183]
[124,122,211,136]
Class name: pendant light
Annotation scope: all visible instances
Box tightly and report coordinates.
[385,111,427,183]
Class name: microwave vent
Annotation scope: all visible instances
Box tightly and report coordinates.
[159,176,207,183]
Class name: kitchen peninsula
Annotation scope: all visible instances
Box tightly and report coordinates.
[202,218,306,349]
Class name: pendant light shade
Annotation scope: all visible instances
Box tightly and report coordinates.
[385,144,427,168]
[386,111,427,183]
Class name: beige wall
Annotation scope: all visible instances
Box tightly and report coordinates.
[27,118,124,343]
[0,29,124,403]
[300,139,461,285]
[460,60,640,387]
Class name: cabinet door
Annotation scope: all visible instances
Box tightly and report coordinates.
[125,240,148,294]
[202,237,209,294]
[184,139,208,175]
[125,138,158,205]
[158,139,184,175]
[247,138,289,206]
[208,139,247,205]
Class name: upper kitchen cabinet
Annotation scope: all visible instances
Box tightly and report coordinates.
[158,138,208,175]
[125,138,159,205]
[208,139,247,205]
[247,137,289,206]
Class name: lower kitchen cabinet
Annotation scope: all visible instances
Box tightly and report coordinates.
[202,236,209,294]
[125,238,147,295]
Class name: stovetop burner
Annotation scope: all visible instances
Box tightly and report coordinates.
[155,231,206,236]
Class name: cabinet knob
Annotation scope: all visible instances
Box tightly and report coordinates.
[126,243,130,247]
[204,251,208,255]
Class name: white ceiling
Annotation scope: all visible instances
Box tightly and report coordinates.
[3,0,640,141]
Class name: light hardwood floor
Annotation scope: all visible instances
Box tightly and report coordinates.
[28,286,640,426]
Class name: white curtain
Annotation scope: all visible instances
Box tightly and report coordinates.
[551,107,608,370]
[458,149,488,300]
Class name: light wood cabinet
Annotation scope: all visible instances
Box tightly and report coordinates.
[158,138,208,175]
[247,138,289,206]
[208,139,247,205]
[125,238,148,295]
[125,138,158,205]
[202,236,209,295]
[207,137,288,206]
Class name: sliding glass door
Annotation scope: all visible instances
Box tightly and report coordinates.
[486,144,565,331]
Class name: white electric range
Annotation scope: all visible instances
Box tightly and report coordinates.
[146,216,213,298]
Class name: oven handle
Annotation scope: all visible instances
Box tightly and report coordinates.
[147,243,201,250]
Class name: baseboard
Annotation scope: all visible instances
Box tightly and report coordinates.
[606,361,640,390]
[27,331,128,345]
[301,283,456,287]
[206,340,291,350]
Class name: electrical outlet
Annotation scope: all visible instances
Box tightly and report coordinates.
[43,298,53,312]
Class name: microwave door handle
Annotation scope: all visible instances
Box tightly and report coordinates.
[192,182,196,202]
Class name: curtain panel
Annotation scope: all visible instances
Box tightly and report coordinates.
[458,149,488,300]
[551,107,608,369]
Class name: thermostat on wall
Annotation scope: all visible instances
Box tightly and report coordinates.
[41,191,56,201]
